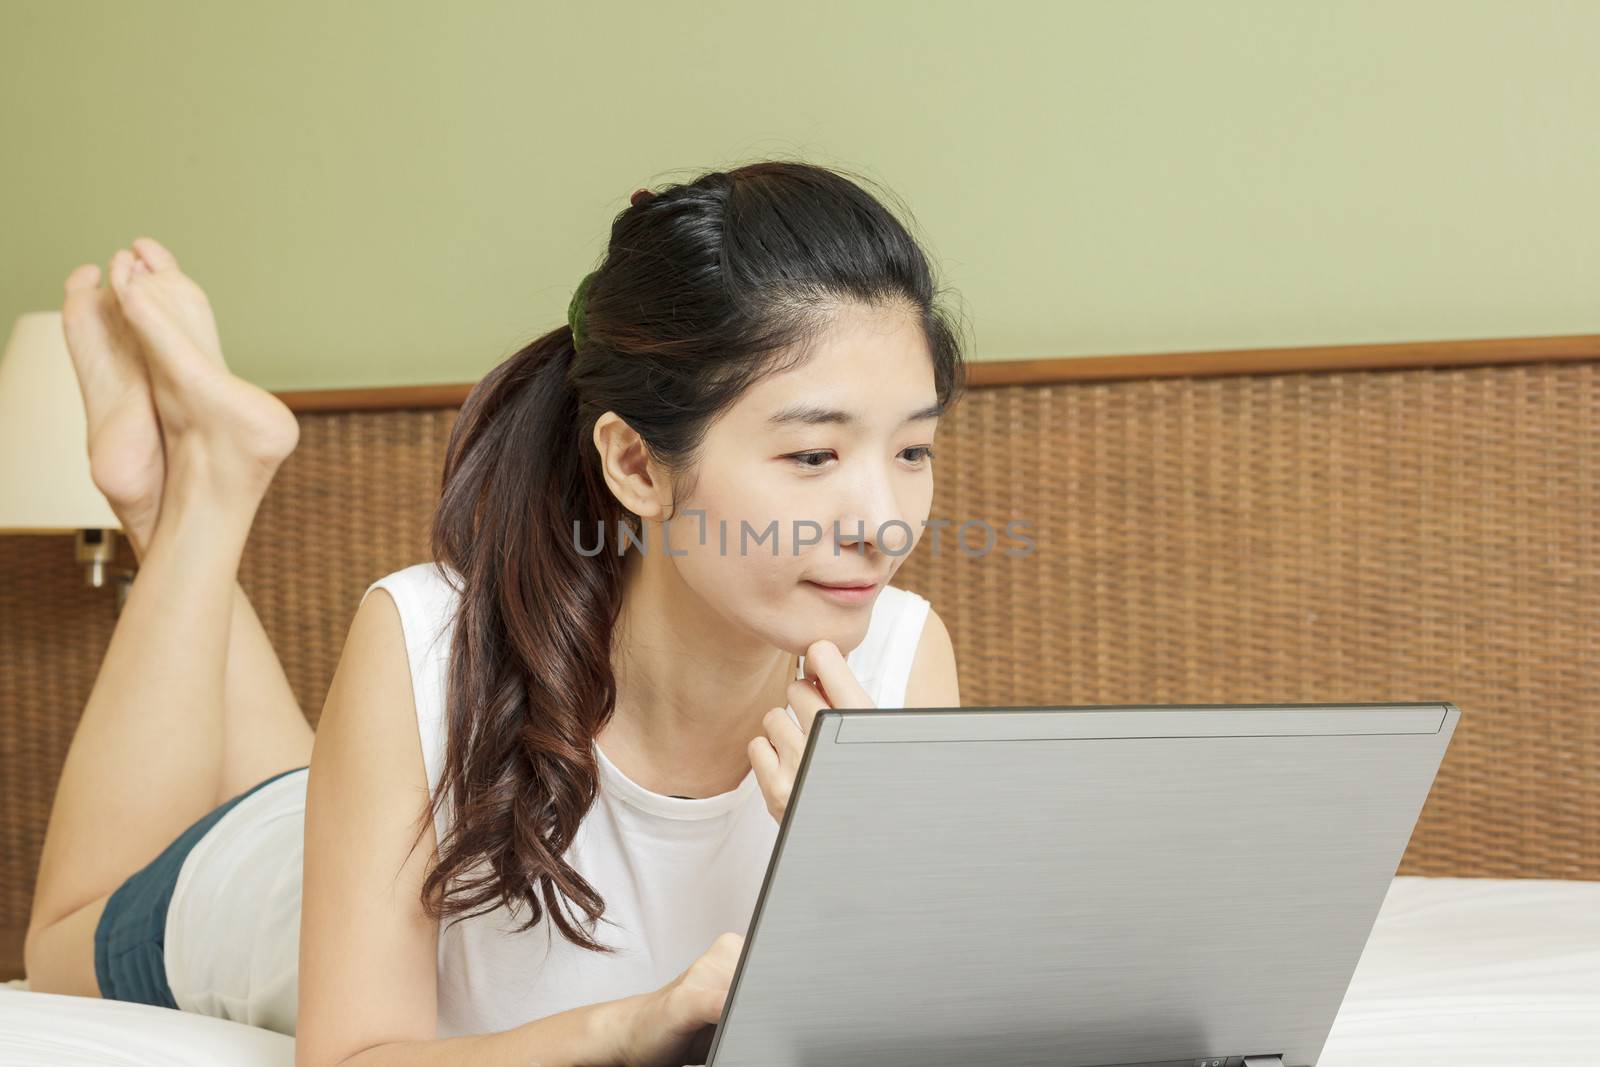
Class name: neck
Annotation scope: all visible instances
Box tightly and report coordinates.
[597,547,798,800]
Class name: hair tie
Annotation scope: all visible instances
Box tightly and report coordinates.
[567,269,597,349]
[568,191,651,347]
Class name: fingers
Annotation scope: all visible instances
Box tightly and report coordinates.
[780,639,876,736]
[699,932,743,1020]
[762,705,807,768]
[703,932,743,985]
[806,639,870,713]
[747,728,787,821]
[689,985,727,1026]
[748,731,781,780]
[806,643,870,710]
[687,931,743,988]
[786,676,827,735]
[749,643,874,825]
[708,930,744,962]
[750,703,809,822]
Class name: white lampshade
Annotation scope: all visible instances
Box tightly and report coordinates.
[0,311,122,532]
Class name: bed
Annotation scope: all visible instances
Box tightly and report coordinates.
[3,875,1596,1065]
[2,335,1596,1063]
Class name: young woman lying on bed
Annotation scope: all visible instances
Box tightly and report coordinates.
[23,161,965,1067]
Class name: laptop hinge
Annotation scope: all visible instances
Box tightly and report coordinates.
[1242,1057,1285,1067]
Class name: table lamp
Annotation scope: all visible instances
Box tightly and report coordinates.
[0,310,133,613]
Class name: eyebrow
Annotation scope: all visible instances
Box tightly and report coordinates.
[766,400,945,429]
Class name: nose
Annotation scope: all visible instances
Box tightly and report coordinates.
[834,468,912,560]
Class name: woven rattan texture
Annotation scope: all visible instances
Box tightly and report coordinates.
[3,361,1595,954]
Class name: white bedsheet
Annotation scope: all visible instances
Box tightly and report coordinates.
[1319,875,1600,1065]
[0,984,292,1065]
[3,875,1597,1065]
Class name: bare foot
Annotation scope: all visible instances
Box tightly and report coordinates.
[60,261,165,557]
[104,237,300,496]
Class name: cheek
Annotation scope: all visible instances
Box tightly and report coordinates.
[887,479,935,557]
[666,516,880,650]
[667,488,805,594]
[688,474,803,561]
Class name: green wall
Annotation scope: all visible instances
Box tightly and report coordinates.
[3,1,1596,392]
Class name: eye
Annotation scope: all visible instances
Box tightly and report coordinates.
[787,450,835,469]
[783,447,936,470]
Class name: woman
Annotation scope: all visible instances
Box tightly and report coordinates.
[25,161,965,1067]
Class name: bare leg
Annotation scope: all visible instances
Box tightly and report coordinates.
[62,238,313,805]
[107,462,313,808]
[25,242,302,995]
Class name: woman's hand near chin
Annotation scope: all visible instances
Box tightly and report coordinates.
[747,639,875,824]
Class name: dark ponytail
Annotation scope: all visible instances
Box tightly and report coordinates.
[411,161,968,951]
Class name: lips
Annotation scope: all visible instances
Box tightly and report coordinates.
[806,578,881,590]
[803,578,880,606]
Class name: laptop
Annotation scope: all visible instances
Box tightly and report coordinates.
[699,701,1460,1067]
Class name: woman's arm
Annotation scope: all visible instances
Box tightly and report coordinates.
[295,589,619,1067]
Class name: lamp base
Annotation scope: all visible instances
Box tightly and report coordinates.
[74,528,136,616]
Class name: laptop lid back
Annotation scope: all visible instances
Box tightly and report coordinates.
[705,702,1459,1067]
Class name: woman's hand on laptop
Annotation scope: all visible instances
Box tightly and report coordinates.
[748,639,874,824]
[598,930,744,1067]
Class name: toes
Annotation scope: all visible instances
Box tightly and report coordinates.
[131,237,178,272]
[64,263,100,294]
[108,249,134,293]
[108,263,191,367]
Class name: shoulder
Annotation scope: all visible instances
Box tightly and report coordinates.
[339,586,418,721]
[902,600,960,709]
[361,561,463,656]
[849,584,958,709]
[365,560,462,605]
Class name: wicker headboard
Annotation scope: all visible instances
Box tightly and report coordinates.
[3,336,1596,979]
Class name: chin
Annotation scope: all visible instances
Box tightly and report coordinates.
[790,590,876,644]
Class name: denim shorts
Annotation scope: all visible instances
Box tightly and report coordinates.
[93,764,309,1007]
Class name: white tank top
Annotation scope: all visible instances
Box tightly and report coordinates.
[163,561,931,1039]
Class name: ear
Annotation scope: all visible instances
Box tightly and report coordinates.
[592,411,673,521]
